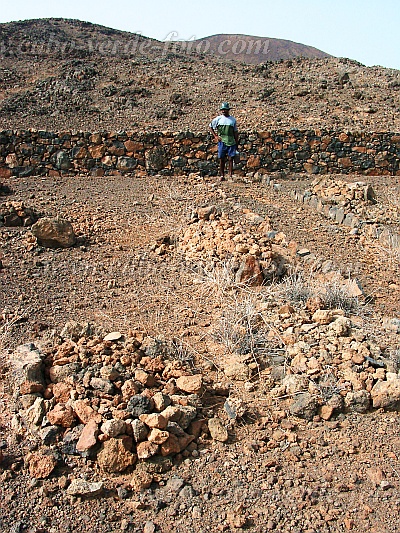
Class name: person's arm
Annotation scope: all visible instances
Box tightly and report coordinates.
[209,118,220,142]
[209,126,220,142]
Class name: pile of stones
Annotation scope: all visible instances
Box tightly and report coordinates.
[266,302,400,420]
[176,207,291,285]
[0,200,38,227]
[9,323,207,480]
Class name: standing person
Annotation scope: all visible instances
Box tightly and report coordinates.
[209,102,239,180]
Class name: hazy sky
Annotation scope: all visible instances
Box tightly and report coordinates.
[1,0,399,70]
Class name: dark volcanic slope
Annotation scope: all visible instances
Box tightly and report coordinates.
[190,33,331,64]
[0,18,399,132]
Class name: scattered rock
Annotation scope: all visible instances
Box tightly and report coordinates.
[371,378,400,410]
[289,393,319,420]
[103,331,123,341]
[345,390,371,413]
[143,521,156,533]
[9,343,45,398]
[366,467,386,486]
[224,397,247,420]
[208,418,229,442]
[28,453,57,479]
[76,419,99,452]
[101,419,126,438]
[47,404,75,428]
[137,441,159,460]
[130,468,153,492]
[139,413,168,429]
[66,479,104,496]
[127,395,153,417]
[131,419,149,442]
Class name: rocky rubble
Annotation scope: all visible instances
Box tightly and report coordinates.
[176,208,291,284]
[1,172,400,531]
[266,303,400,418]
[0,200,38,227]
[292,177,378,228]
[9,327,209,480]
[7,292,400,487]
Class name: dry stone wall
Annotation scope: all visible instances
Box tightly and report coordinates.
[0,129,399,178]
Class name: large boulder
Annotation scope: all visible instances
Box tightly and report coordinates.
[31,217,76,248]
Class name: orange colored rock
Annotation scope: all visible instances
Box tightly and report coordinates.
[339,157,352,168]
[247,155,261,169]
[178,434,194,451]
[188,419,205,438]
[88,144,107,158]
[236,255,263,286]
[19,380,44,395]
[0,167,13,178]
[312,309,334,325]
[306,296,325,313]
[97,437,136,472]
[147,428,170,444]
[73,400,102,424]
[278,304,294,316]
[121,379,140,400]
[129,469,153,491]
[89,133,103,144]
[124,140,144,152]
[320,405,334,421]
[366,467,385,486]
[47,404,75,428]
[136,441,159,460]
[139,413,168,429]
[52,382,72,403]
[160,434,181,456]
[176,375,203,394]
[140,356,165,373]
[76,419,99,452]
[28,453,57,479]
[135,368,156,387]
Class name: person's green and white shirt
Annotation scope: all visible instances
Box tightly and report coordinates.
[210,115,237,146]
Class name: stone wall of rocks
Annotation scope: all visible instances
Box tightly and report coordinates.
[0,130,400,178]
[290,177,379,229]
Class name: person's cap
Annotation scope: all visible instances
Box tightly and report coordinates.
[220,102,230,110]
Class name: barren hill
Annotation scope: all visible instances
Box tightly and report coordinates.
[0,18,399,132]
[2,18,400,533]
[190,33,331,64]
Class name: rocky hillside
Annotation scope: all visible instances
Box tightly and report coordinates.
[190,34,331,64]
[0,18,399,132]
